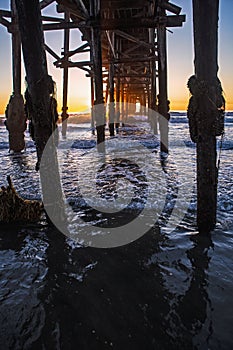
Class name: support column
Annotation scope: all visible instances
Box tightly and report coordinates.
[90,0,105,149]
[125,89,129,123]
[12,0,21,96]
[15,0,51,165]
[150,28,158,134]
[115,74,120,133]
[109,62,115,136]
[151,60,158,134]
[5,0,26,153]
[142,92,147,115]
[61,11,70,139]
[90,76,95,135]
[105,81,109,105]
[15,0,65,223]
[158,21,169,154]
[192,0,219,233]
[139,96,143,114]
[133,96,137,114]
[146,94,150,117]
[147,84,151,121]
[121,83,125,127]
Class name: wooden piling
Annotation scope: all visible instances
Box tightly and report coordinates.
[15,0,65,225]
[108,62,115,136]
[115,74,120,133]
[121,83,125,126]
[4,0,26,153]
[192,0,220,233]
[125,90,129,123]
[15,0,52,166]
[142,94,145,115]
[105,80,109,105]
[150,61,158,134]
[90,76,95,135]
[11,0,21,96]
[90,0,105,149]
[61,11,70,139]
[158,17,169,154]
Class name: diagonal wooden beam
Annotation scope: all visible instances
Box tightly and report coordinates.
[124,44,141,55]
[40,0,55,10]
[57,3,86,20]
[53,43,90,65]
[44,43,60,60]
[0,16,11,29]
[74,0,89,18]
[105,31,116,59]
[114,30,152,49]
[66,43,89,58]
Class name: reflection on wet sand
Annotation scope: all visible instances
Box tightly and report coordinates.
[25,227,214,349]
[176,235,214,348]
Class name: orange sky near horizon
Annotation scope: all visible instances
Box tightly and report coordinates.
[0,0,233,114]
[1,82,233,115]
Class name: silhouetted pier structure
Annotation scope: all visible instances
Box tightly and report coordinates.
[0,0,223,234]
[1,0,185,147]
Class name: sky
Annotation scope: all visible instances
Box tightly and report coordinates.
[0,0,233,114]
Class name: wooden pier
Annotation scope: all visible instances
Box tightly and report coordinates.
[1,0,185,147]
[0,0,224,234]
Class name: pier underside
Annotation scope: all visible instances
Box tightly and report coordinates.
[0,1,222,233]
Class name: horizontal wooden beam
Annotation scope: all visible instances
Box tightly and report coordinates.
[97,15,186,29]
[116,74,152,78]
[54,59,152,76]
[166,14,186,27]
[43,20,85,30]
[0,10,11,17]
[55,60,91,74]
[126,81,148,85]
[113,57,157,64]
[0,7,64,22]
[87,73,152,79]
[102,0,149,10]
[54,57,152,68]
[54,60,92,68]
[42,15,65,22]
[42,15,186,31]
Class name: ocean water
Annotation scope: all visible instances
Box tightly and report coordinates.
[0,112,233,349]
